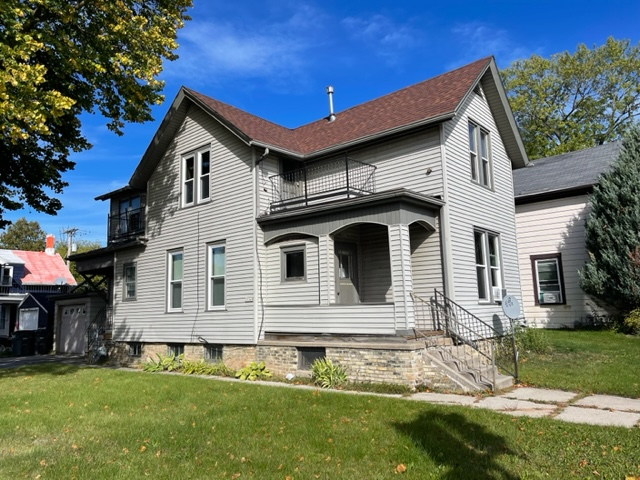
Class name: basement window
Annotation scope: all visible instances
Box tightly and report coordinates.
[297,347,326,370]
[167,344,184,357]
[204,344,223,362]
[128,342,142,357]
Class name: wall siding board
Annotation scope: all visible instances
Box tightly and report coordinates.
[515,195,611,328]
[442,88,522,326]
[112,106,256,344]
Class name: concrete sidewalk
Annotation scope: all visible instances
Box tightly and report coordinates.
[410,387,640,428]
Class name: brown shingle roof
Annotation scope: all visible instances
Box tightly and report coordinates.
[184,56,492,156]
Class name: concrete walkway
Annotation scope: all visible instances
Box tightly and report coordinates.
[410,387,640,428]
[2,355,639,428]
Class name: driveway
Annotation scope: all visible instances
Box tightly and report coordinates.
[0,354,86,369]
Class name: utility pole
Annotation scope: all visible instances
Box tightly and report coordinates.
[61,227,78,266]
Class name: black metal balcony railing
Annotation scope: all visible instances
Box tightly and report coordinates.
[269,157,377,211]
[108,207,145,242]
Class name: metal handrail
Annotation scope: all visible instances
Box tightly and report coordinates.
[107,207,145,242]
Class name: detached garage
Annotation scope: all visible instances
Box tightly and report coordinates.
[55,294,106,354]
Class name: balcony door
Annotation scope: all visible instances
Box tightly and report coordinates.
[119,196,141,235]
[335,242,360,304]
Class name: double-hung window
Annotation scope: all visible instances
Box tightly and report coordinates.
[182,147,211,206]
[168,250,183,311]
[208,243,225,309]
[123,263,136,300]
[0,266,12,286]
[531,254,565,305]
[469,122,491,188]
[474,229,502,302]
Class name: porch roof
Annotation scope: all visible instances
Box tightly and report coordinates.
[258,188,443,243]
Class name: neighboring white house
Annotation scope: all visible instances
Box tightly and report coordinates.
[70,56,528,387]
[513,143,620,328]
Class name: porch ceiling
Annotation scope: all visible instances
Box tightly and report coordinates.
[259,188,443,244]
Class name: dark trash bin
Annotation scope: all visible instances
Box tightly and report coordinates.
[12,330,36,357]
[35,330,48,355]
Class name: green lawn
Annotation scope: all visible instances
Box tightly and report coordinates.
[1,365,639,479]
[518,329,640,398]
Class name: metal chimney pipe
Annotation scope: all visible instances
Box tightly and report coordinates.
[326,86,336,122]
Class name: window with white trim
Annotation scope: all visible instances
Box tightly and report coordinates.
[474,229,502,302]
[167,250,183,311]
[182,147,210,206]
[469,122,491,188]
[281,245,305,281]
[531,254,565,305]
[123,263,136,300]
[0,266,12,286]
[208,243,225,309]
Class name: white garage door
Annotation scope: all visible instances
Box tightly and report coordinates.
[59,304,87,354]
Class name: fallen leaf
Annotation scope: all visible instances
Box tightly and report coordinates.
[139,445,147,452]
[395,463,407,474]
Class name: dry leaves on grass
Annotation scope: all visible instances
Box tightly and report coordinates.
[394,463,407,474]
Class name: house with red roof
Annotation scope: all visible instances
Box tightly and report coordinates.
[0,235,76,354]
[72,57,528,390]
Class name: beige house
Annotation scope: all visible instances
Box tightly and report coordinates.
[513,143,619,328]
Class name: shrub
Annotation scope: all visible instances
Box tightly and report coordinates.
[235,361,272,381]
[181,359,235,377]
[514,326,551,355]
[622,309,640,335]
[310,357,347,389]
[142,353,183,372]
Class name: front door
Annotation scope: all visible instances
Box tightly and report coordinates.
[335,243,359,304]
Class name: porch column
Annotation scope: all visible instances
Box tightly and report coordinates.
[388,224,415,332]
[318,234,334,305]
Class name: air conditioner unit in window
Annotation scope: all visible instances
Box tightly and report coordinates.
[492,287,507,303]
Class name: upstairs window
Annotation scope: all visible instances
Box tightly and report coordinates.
[469,122,491,188]
[168,250,183,312]
[532,254,565,305]
[182,147,211,206]
[0,266,12,286]
[474,229,502,302]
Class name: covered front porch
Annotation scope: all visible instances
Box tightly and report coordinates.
[257,188,445,338]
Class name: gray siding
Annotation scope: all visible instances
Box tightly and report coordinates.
[265,237,320,305]
[360,224,392,303]
[442,86,522,322]
[410,222,443,299]
[112,105,256,344]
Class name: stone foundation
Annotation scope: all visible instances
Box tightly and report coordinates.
[109,339,462,390]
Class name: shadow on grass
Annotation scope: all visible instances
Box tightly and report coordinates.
[393,410,520,480]
[0,359,87,377]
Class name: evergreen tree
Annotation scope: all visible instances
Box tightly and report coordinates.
[580,127,640,311]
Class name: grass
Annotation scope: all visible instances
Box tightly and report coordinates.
[518,329,640,398]
[1,365,639,479]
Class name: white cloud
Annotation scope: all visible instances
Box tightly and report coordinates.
[341,14,421,62]
[450,22,531,68]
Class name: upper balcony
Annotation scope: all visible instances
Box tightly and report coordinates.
[269,157,376,212]
[107,207,145,243]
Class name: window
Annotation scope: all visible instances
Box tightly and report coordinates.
[18,308,39,331]
[128,342,142,357]
[123,263,136,300]
[167,344,184,357]
[208,243,225,308]
[0,305,8,333]
[204,344,223,362]
[531,254,565,305]
[168,250,183,311]
[469,122,491,188]
[282,245,305,281]
[0,266,12,286]
[119,196,142,235]
[298,347,325,370]
[182,147,211,206]
[474,229,502,302]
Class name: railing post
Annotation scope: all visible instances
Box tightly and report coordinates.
[303,166,308,206]
[345,156,350,198]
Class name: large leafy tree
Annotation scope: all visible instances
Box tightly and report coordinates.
[502,37,640,160]
[0,0,191,228]
[580,127,640,312]
[0,217,46,251]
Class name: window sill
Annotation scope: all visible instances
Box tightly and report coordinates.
[206,306,227,312]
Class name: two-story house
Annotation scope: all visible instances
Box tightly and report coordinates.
[0,235,76,354]
[71,56,528,388]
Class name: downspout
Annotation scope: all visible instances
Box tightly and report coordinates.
[252,148,259,343]
[439,123,454,299]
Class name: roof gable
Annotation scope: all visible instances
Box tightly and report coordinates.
[128,56,527,190]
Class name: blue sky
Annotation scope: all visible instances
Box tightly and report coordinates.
[7,0,640,245]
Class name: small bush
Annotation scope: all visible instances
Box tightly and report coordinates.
[235,361,272,381]
[622,309,640,335]
[181,359,235,377]
[142,353,183,372]
[515,326,551,355]
[310,357,347,389]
